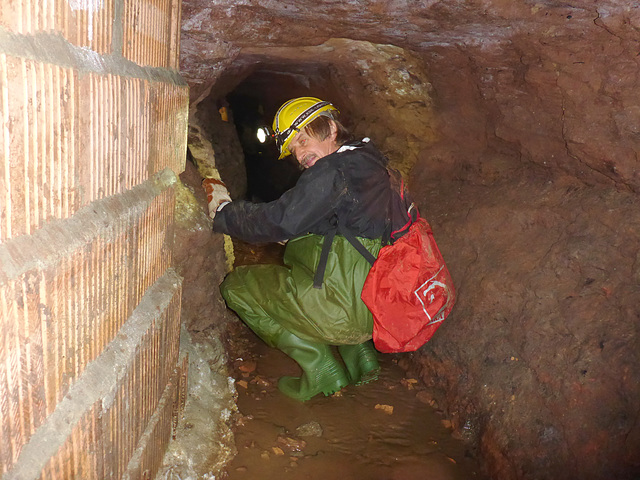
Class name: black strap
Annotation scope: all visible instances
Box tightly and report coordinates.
[382,216,392,246]
[313,227,337,288]
[312,222,378,289]
[291,101,331,131]
[382,168,398,246]
[338,224,376,266]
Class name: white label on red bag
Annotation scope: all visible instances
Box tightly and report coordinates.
[414,265,448,325]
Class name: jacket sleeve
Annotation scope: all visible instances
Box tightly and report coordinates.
[212,161,346,243]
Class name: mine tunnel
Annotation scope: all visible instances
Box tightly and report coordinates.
[1,1,640,480]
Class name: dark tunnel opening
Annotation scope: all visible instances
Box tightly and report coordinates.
[225,91,302,202]
[202,63,356,203]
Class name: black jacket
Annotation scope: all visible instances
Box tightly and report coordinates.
[213,139,393,244]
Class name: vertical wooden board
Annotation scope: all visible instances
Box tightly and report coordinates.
[124,364,184,480]
[18,274,33,439]
[91,239,101,364]
[39,403,102,480]
[7,279,26,466]
[168,0,182,70]
[75,72,92,208]
[0,286,14,472]
[121,0,176,69]
[5,56,28,239]
[39,268,56,419]
[0,55,77,242]
[78,74,155,201]
[43,265,62,416]
[1,54,11,241]
[20,270,48,437]
[0,0,23,33]
[122,77,150,191]
[116,218,127,333]
[31,272,47,431]
[148,81,188,177]
[114,282,182,478]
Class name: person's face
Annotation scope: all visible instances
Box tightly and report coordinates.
[288,121,339,168]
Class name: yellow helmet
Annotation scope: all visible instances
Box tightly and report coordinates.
[272,97,339,159]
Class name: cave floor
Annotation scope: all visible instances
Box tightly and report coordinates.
[222,241,485,480]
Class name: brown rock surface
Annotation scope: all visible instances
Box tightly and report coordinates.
[174,158,235,333]
[178,1,640,479]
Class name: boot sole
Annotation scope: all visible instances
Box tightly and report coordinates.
[319,376,349,398]
[353,366,380,386]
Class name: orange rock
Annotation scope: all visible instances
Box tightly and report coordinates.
[238,360,257,373]
[375,404,394,415]
[236,380,248,389]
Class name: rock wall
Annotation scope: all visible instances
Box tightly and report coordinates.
[178,1,640,478]
[408,160,640,480]
[157,160,238,478]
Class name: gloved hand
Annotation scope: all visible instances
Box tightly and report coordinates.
[202,177,231,219]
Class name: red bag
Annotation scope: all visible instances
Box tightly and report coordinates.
[361,217,456,353]
[316,155,455,353]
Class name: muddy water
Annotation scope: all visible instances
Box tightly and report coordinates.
[223,240,485,480]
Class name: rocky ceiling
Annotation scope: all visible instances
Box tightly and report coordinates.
[180,0,631,93]
[180,0,640,191]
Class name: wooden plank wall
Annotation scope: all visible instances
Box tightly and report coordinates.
[0,0,189,478]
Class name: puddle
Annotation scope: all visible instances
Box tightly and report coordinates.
[222,239,485,479]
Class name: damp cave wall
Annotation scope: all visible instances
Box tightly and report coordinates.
[181,2,640,480]
[0,1,194,478]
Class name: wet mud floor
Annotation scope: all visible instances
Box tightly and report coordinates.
[222,240,485,480]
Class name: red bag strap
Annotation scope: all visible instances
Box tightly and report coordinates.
[388,177,420,244]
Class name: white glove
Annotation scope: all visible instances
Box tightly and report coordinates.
[202,178,231,219]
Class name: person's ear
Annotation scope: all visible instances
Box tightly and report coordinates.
[329,120,338,141]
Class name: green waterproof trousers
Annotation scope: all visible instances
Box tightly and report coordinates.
[221,233,381,347]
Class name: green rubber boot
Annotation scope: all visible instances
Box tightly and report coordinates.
[338,341,380,385]
[276,330,349,402]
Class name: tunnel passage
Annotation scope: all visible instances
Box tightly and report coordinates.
[179,6,640,478]
[178,47,485,479]
[186,39,434,197]
[200,66,343,202]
